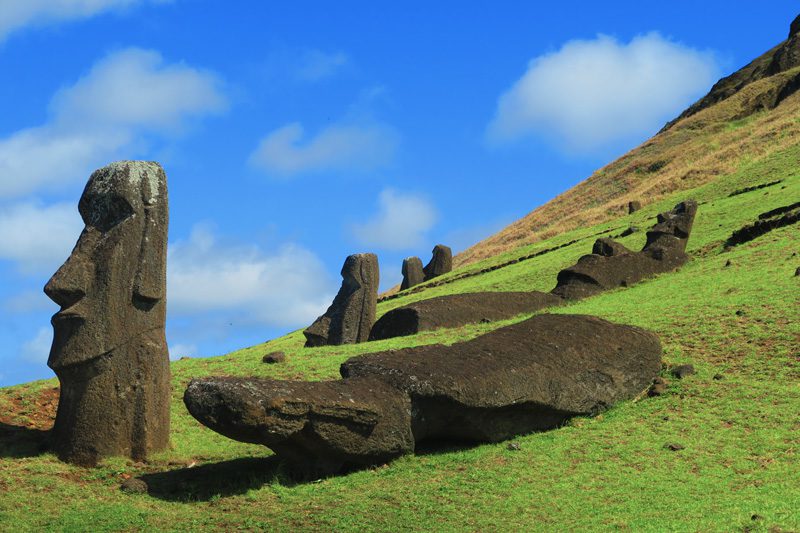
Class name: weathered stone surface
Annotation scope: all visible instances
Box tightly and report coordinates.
[45,161,170,466]
[671,364,696,379]
[791,14,800,38]
[423,244,452,281]
[369,291,563,341]
[185,314,662,474]
[262,351,286,364]
[552,200,697,300]
[304,253,379,347]
[184,376,413,476]
[400,256,424,291]
[628,201,642,214]
[120,478,149,494]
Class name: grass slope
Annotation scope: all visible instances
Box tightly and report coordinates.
[0,139,798,531]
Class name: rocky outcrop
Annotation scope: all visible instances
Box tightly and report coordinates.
[400,257,425,291]
[185,314,662,475]
[369,291,563,341]
[45,161,170,466]
[304,253,379,347]
[423,244,452,280]
[552,200,697,300]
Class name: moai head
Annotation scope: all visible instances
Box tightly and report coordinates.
[45,161,168,371]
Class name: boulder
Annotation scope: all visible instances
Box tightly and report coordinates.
[185,314,662,474]
[304,253,379,347]
[628,201,642,214]
[423,244,452,281]
[369,291,563,341]
[552,200,697,300]
[400,256,424,291]
[44,161,171,466]
[262,351,286,364]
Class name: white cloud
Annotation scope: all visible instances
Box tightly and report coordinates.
[351,188,438,250]
[167,225,335,328]
[21,327,52,364]
[249,121,398,177]
[295,50,349,82]
[487,32,719,152]
[0,0,171,43]
[168,343,197,361]
[0,47,227,199]
[0,201,82,273]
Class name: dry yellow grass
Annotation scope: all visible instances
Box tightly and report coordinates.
[455,66,800,268]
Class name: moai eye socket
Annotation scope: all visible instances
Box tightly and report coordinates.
[78,193,134,232]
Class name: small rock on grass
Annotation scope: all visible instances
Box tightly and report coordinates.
[713,373,724,381]
[664,443,685,451]
[262,351,286,364]
[795,267,800,277]
[506,442,521,451]
[648,377,668,396]
[120,478,148,494]
[671,365,696,379]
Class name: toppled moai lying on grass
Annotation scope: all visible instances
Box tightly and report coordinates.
[184,313,662,476]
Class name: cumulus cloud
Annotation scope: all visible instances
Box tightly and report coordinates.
[351,189,438,250]
[487,32,720,152]
[0,201,82,273]
[21,327,52,364]
[249,121,398,177]
[0,0,171,43]
[295,50,349,82]
[167,225,334,328]
[0,47,227,198]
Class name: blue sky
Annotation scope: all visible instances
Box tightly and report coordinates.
[0,1,797,386]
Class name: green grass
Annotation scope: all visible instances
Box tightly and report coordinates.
[1,146,798,531]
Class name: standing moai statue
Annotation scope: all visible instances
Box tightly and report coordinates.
[303,253,379,347]
[423,244,452,281]
[44,161,170,466]
[400,256,424,290]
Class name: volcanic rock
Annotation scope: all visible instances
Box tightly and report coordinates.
[262,351,286,364]
[552,200,697,300]
[304,253,379,347]
[44,161,170,466]
[120,478,149,494]
[186,314,662,474]
[400,256,425,291]
[628,201,642,214]
[671,364,696,379]
[423,244,452,281]
[369,291,563,341]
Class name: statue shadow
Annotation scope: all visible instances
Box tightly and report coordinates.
[0,422,51,458]
[141,456,295,501]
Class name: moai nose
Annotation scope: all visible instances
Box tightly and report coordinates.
[44,254,88,309]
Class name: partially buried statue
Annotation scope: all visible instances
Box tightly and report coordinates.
[45,161,170,466]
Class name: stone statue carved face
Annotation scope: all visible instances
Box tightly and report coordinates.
[44,161,168,370]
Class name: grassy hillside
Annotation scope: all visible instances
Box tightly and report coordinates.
[1,134,798,530]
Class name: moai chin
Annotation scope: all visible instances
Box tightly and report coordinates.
[44,161,170,466]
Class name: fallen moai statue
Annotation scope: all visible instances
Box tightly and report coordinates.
[185,313,662,475]
[45,161,171,466]
[369,291,563,341]
[551,200,697,299]
[400,256,425,290]
[304,253,379,347]
[423,244,452,280]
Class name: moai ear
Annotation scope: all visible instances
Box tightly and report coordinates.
[133,167,167,304]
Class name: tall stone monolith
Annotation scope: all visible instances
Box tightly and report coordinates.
[45,161,170,466]
[400,256,424,291]
[423,244,452,281]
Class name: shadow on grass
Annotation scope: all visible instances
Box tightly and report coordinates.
[141,456,292,501]
[0,422,51,458]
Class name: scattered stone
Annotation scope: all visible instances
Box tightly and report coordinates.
[423,244,452,281]
[628,201,642,214]
[507,442,521,451]
[304,253,379,347]
[120,477,149,494]
[262,351,286,364]
[618,226,639,237]
[671,365,696,379]
[795,267,800,277]
[179,356,191,361]
[649,377,668,397]
[552,201,697,300]
[45,161,171,467]
[713,374,724,381]
[400,257,425,291]
[736,310,745,316]
[724,259,732,268]
[369,291,563,341]
[751,514,763,521]
[186,314,662,474]
[665,443,685,451]
[726,202,800,247]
